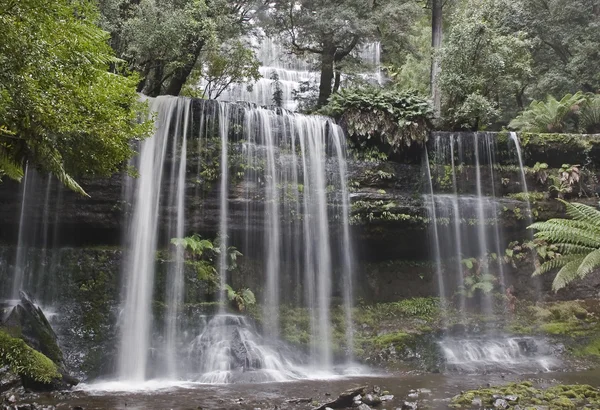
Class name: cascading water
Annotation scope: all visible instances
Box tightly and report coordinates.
[6,167,63,304]
[441,337,558,373]
[426,132,551,373]
[217,36,382,111]
[115,96,355,384]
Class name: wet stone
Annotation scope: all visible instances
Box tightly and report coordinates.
[494,398,509,409]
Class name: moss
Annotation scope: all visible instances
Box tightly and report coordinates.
[0,331,60,384]
[451,382,600,409]
[539,321,579,335]
[373,331,410,347]
[573,337,600,357]
[550,396,576,408]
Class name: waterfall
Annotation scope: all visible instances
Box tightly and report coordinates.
[8,167,62,303]
[426,132,551,373]
[441,337,558,373]
[118,97,182,381]
[426,133,508,316]
[115,96,354,383]
[11,163,31,300]
[217,36,382,111]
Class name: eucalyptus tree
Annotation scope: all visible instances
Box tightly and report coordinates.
[0,0,150,194]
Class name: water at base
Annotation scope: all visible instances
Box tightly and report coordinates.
[441,337,559,374]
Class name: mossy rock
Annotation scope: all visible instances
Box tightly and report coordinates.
[450,381,600,409]
[0,330,60,385]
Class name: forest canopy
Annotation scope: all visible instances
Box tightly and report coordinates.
[1,0,599,192]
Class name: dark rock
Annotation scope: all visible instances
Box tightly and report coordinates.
[2,292,79,390]
[312,386,367,410]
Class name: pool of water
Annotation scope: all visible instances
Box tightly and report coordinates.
[26,369,600,409]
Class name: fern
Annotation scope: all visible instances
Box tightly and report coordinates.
[0,148,24,181]
[529,201,600,291]
[509,92,586,133]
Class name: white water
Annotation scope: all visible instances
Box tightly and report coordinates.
[217,36,382,111]
[427,132,552,372]
[114,96,354,383]
[118,97,181,381]
[441,337,558,373]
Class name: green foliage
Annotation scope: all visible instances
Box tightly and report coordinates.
[325,87,432,151]
[439,0,533,130]
[548,164,580,199]
[223,284,255,312]
[198,40,261,99]
[458,257,498,298]
[266,0,419,106]
[171,234,242,284]
[509,92,587,133]
[0,0,151,194]
[580,95,600,134]
[0,331,60,384]
[529,200,600,291]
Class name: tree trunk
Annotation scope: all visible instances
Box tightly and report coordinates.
[164,40,205,96]
[333,70,341,94]
[431,0,443,118]
[318,52,335,107]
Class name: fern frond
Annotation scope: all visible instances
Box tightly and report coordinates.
[555,243,595,254]
[531,221,600,248]
[533,254,587,276]
[576,248,600,279]
[0,149,24,181]
[561,200,600,226]
[553,257,585,291]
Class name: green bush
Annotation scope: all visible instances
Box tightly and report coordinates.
[323,87,432,152]
[0,331,60,384]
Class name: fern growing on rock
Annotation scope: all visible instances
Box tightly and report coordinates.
[529,200,600,291]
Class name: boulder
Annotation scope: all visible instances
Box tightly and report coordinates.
[2,292,79,389]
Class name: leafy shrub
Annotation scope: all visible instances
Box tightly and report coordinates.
[0,331,60,384]
[509,92,587,132]
[323,87,433,152]
[580,94,600,133]
[223,284,256,312]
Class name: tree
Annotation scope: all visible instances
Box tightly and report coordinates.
[0,0,151,194]
[529,201,600,292]
[267,0,417,107]
[197,40,261,99]
[503,0,600,99]
[428,0,444,118]
[99,0,264,97]
[438,0,533,130]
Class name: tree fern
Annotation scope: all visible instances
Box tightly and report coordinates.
[509,92,586,133]
[529,200,600,291]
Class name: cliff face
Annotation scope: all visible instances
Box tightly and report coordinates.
[0,132,599,303]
